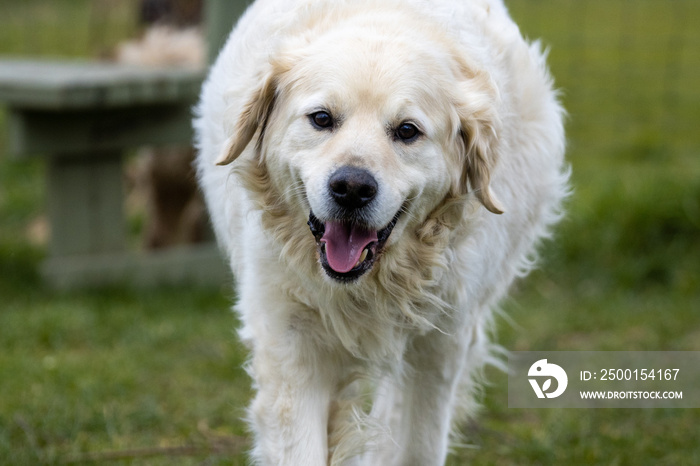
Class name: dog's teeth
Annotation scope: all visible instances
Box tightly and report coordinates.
[353,249,369,269]
[359,248,368,264]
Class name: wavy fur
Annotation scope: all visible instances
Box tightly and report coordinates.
[195,1,568,464]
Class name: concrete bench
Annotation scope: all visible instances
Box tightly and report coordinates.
[0,59,228,288]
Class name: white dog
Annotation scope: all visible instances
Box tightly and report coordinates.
[195,0,568,464]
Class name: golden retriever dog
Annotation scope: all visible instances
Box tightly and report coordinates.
[195,0,568,464]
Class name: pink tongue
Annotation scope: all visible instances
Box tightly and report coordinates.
[321,221,378,273]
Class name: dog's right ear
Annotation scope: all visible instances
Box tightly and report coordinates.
[216,69,279,166]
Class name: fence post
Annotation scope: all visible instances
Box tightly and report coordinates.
[205,0,248,64]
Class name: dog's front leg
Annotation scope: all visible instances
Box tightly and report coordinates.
[244,304,341,466]
[367,331,472,466]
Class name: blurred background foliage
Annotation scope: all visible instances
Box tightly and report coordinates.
[0,0,699,464]
[514,0,700,298]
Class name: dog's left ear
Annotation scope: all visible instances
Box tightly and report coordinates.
[455,71,504,215]
[216,68,279,166]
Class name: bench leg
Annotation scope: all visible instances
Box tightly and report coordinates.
[40,151,228,289]
[47,152,125,257]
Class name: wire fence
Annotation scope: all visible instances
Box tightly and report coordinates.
[507,0,699,160]
[1,0,699,160]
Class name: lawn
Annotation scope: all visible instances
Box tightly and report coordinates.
[1,0,699,464]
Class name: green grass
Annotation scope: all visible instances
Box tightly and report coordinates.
[1,0,700,464]
[0,0,140,59]
[0,283,251,465]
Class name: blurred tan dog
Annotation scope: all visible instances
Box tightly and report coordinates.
[196,0,568,464]
[118,25,207,248]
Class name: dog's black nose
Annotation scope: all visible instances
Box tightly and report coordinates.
[328,166,378,209]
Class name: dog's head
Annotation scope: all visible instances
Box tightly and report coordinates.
[216,9,503,284]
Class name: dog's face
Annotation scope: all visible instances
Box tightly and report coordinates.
[217,16,503,283]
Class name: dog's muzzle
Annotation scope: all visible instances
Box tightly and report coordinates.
[307,166,401,282]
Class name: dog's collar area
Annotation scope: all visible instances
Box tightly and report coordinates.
[307,210,401,282]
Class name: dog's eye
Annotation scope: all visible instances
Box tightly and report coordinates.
[309,111,334,130]
[396,123,420,142]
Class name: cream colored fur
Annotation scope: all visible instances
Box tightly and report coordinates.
[194,1,568,464]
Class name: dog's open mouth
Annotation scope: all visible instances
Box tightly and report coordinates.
[307,211,401,282]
